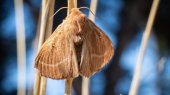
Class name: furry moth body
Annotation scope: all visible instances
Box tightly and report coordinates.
[35,8,114,79]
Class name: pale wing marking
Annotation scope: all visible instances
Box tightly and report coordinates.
[38,57,70,66]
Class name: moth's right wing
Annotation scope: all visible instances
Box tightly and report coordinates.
[35,25,79,80]
[79,20,114,77]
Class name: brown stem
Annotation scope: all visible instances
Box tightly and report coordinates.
[67,0,76,15]
[81,1,98,95]
[65,0,77,95]
[34,0,55,95]
[65,79,73,95]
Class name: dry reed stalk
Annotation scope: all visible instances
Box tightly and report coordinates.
[65,78,73,95]
[67,0,76,15]
[34,0,49,91]
[82,1,98,95]
[44,0,55,40]
[88,0,98,21]
[82,77,89,95]
[39,0,55,95]
[39,77,47,95]
[129,0,160,95]
[34,0,53,95]
[14,0,26,95]
[64,0,77,95]
[27,4,43,95]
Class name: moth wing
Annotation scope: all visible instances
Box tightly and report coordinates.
[35,25,79,79]
[79,20,114,77]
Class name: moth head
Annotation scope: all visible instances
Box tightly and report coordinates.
[68,8,86,24]
[65,8,93,39]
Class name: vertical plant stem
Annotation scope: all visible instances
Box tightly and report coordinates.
[34,0,48,92]
[65,79,73,95]
[82,1,98,95]
[88,0,98,21]
[65,0,77,95]
[67,0,76,15]
[74,0,77,8]
[14,0,26,95]
[39,77,47,95]
[44,0,55,39]
[34,73,41,95]
[82,77,89,95]
[129,0,160,95]
[34,0,54,95]
[39,0,55,95]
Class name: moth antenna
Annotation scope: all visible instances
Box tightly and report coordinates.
[79,7,96,17]
[50,7,68,20]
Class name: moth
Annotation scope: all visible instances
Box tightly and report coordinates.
[35,8,114,80]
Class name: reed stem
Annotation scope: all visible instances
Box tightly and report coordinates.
[129,0,160,95]
[39,77,47,95]
[65,79,73,95]
[82,1,98,95]
[67,0,76,15]
[34,0,48,92]
[65,0,77,95]
[14,0,26,95]
[34,0,54,95]
[39,0,55,95]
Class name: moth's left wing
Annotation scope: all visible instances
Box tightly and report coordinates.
[79,20,114,77]
[35,24,79,79]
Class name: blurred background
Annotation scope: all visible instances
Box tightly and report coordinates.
[0,0,170,95]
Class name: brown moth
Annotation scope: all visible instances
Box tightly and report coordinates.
[35,8,114,80]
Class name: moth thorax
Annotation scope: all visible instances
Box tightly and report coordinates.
[74,35,83,43]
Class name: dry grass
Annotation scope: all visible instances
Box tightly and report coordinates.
[82,1,98,95]
[34,0,55,95]
[14,0,26,95]
[64,1,77,95]
[129,0,160,95]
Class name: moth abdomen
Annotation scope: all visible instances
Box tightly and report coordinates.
[74,39,83,66]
